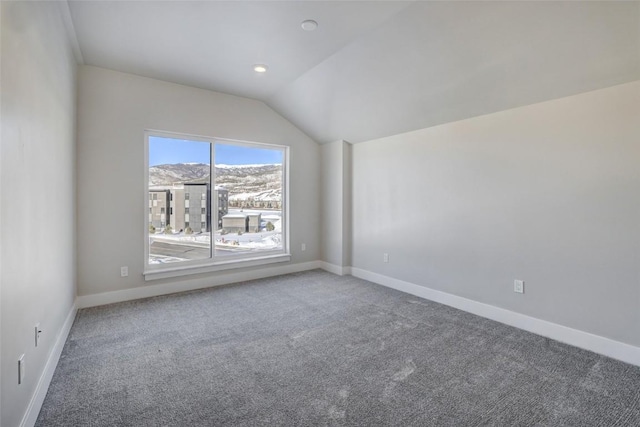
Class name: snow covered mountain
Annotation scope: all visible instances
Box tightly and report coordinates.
[149,163,282,201]
[148,163,210,185]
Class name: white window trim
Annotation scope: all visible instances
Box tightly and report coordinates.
[144,254,291,281]
[143,129,290,280]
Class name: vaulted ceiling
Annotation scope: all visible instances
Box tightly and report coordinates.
[67,1,640,144]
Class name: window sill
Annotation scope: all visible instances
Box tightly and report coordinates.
[143,253,291,281]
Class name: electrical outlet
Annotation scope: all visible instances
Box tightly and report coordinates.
[35,323,42,347]
[383,253,389,263]
[514,280,525,294]
[301,243,306,251]
[18,354,25,384]
[120,266,128,277]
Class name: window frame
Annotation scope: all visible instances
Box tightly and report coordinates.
[144,129,291,281]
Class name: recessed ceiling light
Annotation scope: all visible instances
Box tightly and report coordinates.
[301,20,318,31]
[253,64,268,73]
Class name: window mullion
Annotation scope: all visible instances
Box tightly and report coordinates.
[210,141,214,260]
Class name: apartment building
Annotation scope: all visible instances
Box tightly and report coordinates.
[149,185,228,233]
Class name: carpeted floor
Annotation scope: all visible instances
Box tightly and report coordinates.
[36,269,640,426]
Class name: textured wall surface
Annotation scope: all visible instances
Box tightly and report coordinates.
[1,2,78,426]
[353,81,640,347]
[76,66,320,296]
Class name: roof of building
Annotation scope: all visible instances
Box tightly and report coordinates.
[223,214,247,219]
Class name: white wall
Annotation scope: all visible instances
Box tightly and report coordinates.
[320,140,352,270]
[352,81,640,348]
[1,2,78,426]
[76,66,320,298]
[1,4,4,422]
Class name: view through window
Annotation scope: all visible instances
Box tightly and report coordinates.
[147,133,286,268]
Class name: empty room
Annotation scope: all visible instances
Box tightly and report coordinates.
[1,1,640,426]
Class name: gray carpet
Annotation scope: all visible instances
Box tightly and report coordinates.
[36,269,640,426]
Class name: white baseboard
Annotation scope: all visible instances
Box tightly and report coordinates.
[77,261,322,308]
[319,261,352,276]
[351,267,640,368]
[20,301,78,427]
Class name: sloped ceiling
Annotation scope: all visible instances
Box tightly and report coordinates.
[68,1,640,144]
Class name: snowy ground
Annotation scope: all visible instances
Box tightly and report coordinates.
[149,209,283,264]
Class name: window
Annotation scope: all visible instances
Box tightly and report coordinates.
[145,131,289,279]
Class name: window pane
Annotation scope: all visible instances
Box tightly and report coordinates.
[148,136,211,265]
[214,143,284,257]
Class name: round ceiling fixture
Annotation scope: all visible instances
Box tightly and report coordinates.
[253,64,268,73]
[301,20,318,31]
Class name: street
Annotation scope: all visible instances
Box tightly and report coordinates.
[150,240,210,260]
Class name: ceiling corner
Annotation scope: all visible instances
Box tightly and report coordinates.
[59,0,84,65]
